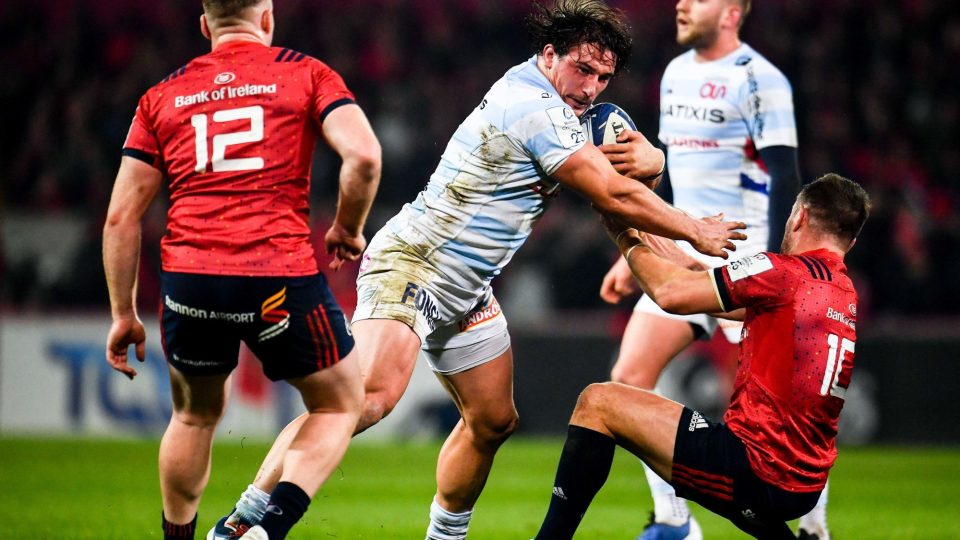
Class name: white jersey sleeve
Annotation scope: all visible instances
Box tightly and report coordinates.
[734,51,797,149]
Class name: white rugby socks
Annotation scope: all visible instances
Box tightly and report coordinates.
[235,483,271,522]
[644,463,690,526]
[425,496,472,540]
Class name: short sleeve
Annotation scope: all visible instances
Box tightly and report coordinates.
[509,102,586,176]
[121,96,162,169]
[711,252,789,311]
[736,62,797,149]
[311,61,356,125]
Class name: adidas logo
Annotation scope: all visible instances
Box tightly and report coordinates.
[552,486,568,500]
[688,411,709,432]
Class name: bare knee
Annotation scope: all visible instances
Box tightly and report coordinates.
[356,388,403,433]
[571,383,618,426]
[465,407,519,448]
[171,405,223,430]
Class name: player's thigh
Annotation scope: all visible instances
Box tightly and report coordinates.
[286,350,364,413]
[612,301,699,388]
[351,318,422,402]
[437,346,517,436]
[166,364,230,420]
[160,271,244,377]
[574,382,683,480]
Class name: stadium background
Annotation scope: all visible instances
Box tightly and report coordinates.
[1,0,959,516]
[2,1,959,537]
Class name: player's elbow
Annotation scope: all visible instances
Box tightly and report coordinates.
[345,139,382,182]
[103,208,138,233]
[649,282,698,315]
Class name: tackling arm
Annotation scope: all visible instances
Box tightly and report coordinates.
[553,143,746,259]
[321,104,382,270]
[600,216,723,315]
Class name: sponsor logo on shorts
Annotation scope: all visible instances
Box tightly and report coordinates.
[826,306,856,330]
[401,282,440,330]
[552,486,568,500]
[259,287,290,342]
[164,295,255,322]
[171,353,221,367]
[688,411,709,432]
[458,298,502,332]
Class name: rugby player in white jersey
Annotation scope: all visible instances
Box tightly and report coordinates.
[210,2,746,539]
[597,1,828,539]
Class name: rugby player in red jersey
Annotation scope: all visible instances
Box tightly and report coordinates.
[102,1,381,539]
[535,173,870,540]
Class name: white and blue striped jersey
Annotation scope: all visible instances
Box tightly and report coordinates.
[659,43,796,261]
[376,55,585,312]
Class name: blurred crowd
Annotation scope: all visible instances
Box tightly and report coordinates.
[2,0,958,321]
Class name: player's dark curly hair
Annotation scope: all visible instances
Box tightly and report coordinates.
[525,0,633,74]
[799,173,871,243]
[202,0,263,21]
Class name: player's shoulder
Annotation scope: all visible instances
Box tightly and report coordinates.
[498,58,567,108]
[787,251,855,289]
[661,49,696,78]
[728,43,791,84]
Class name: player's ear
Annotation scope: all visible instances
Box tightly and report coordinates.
[794,205,809,232]
[260,7,273,36]
[200,14,211,40]
[541,44,558,68]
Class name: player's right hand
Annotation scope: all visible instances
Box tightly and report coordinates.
[691,213,747,259]
[106,316,146,380]
[325,222,367,271]
[599,256,641,304]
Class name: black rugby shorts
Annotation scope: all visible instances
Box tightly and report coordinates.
[670,407,822,538]
[160,271,354,381]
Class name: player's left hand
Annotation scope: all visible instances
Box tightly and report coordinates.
[599,129,665,189]
[106,316,146,380]
[324,221,367,271]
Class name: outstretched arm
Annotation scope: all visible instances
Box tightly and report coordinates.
[599,214,723,316]
[103,156,163,378]
[321,104,382,270]
[553,140,746,259]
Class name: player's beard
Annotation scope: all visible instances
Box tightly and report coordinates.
[677,21,721,50]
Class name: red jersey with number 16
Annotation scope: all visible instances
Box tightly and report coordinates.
[123,41,355,276]
[710,249,857,491]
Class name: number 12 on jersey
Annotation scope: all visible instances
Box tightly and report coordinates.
[191,105,264,173]
[821,333,854,399]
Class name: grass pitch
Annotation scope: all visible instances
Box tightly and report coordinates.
[1,437,957,538]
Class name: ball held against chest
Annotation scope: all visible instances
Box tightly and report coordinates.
[581,102,637,145]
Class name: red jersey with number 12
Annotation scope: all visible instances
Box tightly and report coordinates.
[123,41,355,276]
[710,249,857,491]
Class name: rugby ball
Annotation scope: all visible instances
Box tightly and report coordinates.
[581,102,637,145]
